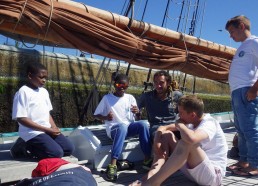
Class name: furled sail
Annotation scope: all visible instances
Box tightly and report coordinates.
[0,0,235,82]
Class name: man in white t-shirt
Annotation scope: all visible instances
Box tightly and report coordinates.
[94,74,152,182]
[225,15,258,177]
[130,95,228,186]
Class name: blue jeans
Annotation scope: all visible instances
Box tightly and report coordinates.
[26,133,75,160]
[110,120,152,160]
[231,87,258,168]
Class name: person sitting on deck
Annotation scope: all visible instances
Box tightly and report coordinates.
[11,62,74,160]
[137,71,183,169]
[15,158,97,186]
[130,95,228,186]
[93,74,152,182]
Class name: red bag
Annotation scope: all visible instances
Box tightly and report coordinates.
[32,158,69,177]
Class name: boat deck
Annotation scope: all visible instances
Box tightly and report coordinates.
[1,127,258,185]
[90,127,258,186]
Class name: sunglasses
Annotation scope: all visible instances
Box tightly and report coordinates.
[115,83,129,89]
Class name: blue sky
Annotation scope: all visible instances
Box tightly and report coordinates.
[0,0,257,55]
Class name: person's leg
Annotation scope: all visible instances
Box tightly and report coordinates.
[144,130,177,180]
[231,87,258,175]
[149,125,159,142]
[143,140,207,186]
[232,88,258,167]
[110,123,128,163]
[53,134,75,156]
[106,124,127,181]
[127,121,152,158]
[181,156,223,186]
[26,133,63,159]
[229,88,250,169]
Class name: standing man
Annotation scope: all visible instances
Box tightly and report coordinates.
[94,74,152,182]
[226,15,258,176]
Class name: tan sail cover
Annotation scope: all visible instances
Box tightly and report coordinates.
[0,0,235,82]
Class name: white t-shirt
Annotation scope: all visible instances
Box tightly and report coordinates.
[94,93,137,138]
[229,35,258,92]
[193,114,228,176]
[12,85,53,141]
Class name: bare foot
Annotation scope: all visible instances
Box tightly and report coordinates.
[226,161,249,171]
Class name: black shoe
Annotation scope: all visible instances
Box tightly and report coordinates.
[105,164,117,182]
[142,158,153,170]
[116,159,134,171]
[10,137,30,158]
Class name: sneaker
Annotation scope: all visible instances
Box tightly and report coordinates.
[105,164,118,182]
[142,158,153,170]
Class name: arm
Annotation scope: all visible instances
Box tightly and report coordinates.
[175,122,208,144]
[247,79,258,101]
[17,117,60,136]
[156,123,177,133]
[94,112,113,121]
[49,115,61,136]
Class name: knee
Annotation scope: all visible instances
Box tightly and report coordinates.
[65,142,75,156]
[49,148,64,158]
[116,123,127,133]
[111,124,127,138]
[138,120,149,129]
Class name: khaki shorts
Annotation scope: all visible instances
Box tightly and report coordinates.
[180,156,222,186]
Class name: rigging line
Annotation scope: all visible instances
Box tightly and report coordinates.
[162,0,171,27]
[80,3,90,13]
[97,58,112,90]
[128,0,135,28]
[18,35,39,48]
[176,0,185,32]
[188,0,200,36]
[183,0,200,93]
[94,57,107,88]
[180,0,191,59]
[197,0,206,38]
[140,0,149,21]
[43,0,54,41]
[0,19,4,25]
[138,0,150,38]
[120,0,129,15]
[12,0,28,33]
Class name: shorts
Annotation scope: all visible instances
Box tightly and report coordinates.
[180,156,222,186]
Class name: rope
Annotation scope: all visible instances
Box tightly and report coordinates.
[12,0,28,33]
[80,3,90,13]
[43,0,54,41]
[19,35,39,48]
[161,0,171,27]
[0,18,4,25]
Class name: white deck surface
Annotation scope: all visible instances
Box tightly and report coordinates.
[1,126,258,185]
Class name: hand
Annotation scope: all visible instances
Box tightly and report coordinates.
[130,105,139,114]
[247,86,258,101]
[106,111,113,121]
[47,127,61,136]
[129,180,142,186]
